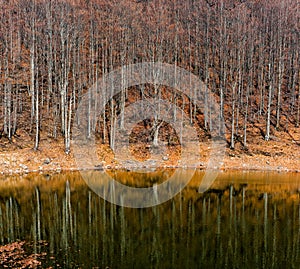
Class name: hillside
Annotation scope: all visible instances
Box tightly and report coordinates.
[0,0,299,173]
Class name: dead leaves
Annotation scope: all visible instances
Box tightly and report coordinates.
[0,241,48,269]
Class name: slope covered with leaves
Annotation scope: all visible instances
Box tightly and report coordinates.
[0,0,299,170]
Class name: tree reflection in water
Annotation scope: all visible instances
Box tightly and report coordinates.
[0,171,299,268]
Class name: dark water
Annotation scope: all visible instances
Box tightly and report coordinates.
[0,170,300,268]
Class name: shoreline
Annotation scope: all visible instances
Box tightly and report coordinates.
[1,166,300,176]
[0,147,299,176]
[0,159,300,176]
[0,133,299,176]
[0,167,299,177]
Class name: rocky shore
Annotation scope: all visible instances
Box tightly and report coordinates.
[0,137,299,175]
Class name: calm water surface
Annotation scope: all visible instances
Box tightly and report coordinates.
[0,170,300,268]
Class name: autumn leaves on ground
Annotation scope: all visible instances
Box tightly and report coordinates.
[0,125,299,174]
[0,241,49,268]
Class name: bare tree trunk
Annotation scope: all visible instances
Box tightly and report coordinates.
[119,30,127,131]
[152,81,161,147]
[230,83,236,149]
[218,1,227,131]
[153,121,164,148]
[276,45,284,129]
[65,94,72,154]
[243,84,250,148]
[258,26,265,117]
[46,1,53,118]
[29,3,36,133]
[297,94,300,127]
[12,88,18,135]
[265,63,273,141]
[34,71,39,150]
[110,100,116,151]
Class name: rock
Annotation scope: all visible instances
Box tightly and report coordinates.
[261,151,271,157]
[94,164,103,170]
[56,167,61,172]
[43,158,51,165]
[19,164,28,170]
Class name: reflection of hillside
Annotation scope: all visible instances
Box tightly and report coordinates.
[0,170,299,203]
[0,171,299,267]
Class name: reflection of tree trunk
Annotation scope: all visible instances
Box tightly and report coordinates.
[35,187,41,242]
[263,192,268,250]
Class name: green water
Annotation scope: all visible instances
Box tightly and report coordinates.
[0,170,300,268]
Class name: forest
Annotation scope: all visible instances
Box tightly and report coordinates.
[0,0,299,156]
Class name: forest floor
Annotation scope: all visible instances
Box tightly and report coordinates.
[0,126,299,175]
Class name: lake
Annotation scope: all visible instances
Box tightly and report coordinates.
[0,170,300,268]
